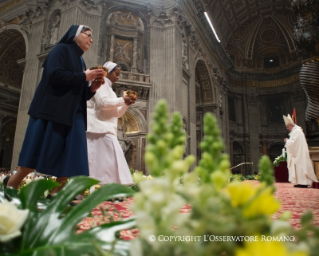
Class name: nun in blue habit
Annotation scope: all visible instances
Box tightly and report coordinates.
[7,25,106,195]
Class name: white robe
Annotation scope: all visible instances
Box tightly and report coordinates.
[285,125,318,185]
[87,133,133,185]
[86,77,133,185]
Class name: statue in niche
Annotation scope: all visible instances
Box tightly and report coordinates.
[50,14,60,45]
[42,30,50,50]
[117,125,131,154]
[115,41,131,61]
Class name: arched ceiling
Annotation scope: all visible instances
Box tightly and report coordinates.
[195,60,214,105]
[0,29,25,117]
[203,0,300,73]
[0,29,25,89]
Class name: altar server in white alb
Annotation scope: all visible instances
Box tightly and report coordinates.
[283,114,318,188]
[86,61,135,185]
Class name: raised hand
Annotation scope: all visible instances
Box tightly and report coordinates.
[85,69,106,81]
[90,78,105,93]
[124,95,135,106]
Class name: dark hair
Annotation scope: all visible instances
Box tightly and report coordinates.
[109,65,120,73]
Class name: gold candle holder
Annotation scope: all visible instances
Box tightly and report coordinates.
[126,90,138,100]
[90,66,108,82]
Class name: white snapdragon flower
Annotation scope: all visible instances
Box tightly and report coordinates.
[0,174,5,183]
[0,201,29,242]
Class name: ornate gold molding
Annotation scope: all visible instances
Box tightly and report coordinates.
[0,0,25,14]
[229,74,300,88]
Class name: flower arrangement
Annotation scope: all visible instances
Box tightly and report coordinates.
[0,177,136,255]
[273,154,287,167]
[130,100,318,256]
[229,174,259,182]
[129,171,154,192]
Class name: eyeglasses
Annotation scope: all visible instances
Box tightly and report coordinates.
[82,32,93,40]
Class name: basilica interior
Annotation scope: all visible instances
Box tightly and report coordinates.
[0,0,318,175]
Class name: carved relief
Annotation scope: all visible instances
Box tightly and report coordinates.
[49,13,60,45]
[114,38,132,66]
[41,30,50,50]
[182,34,189,70]
[107,10,143,32]
[106,9,144,71]
[17,11,33,35]
[35,0,49,17]
[79,0,97,10]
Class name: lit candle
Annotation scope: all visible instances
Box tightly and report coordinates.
[282,148,285,157]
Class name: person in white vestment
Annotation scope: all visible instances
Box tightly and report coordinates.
[86,61,135,185]
[283,114,318,188]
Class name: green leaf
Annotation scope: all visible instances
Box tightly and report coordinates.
[18,242,112,256]
[20,178,135,252]
[19,179,60,211]
[4,187,21,207]
[301,212,313,226]
[258,156,275,187]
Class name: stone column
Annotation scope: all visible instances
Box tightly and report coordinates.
[110,34,115,62]
[188,45,197,160]
[149,12,183,116]
[131,37,138,72]
[11,19,45,170]
[246,92,260,174]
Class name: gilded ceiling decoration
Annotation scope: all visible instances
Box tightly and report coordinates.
[204,0,300,72]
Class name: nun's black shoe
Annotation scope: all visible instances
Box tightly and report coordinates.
[3,176,11,201]
[3,175,11,189]
[105,197,124,202]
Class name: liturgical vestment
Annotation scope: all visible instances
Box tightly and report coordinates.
[285,125,318,185]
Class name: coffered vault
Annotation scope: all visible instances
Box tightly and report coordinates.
[204,0,299,72]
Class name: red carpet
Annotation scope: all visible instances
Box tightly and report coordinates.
[272,181,319,228]
[77,181,319,238]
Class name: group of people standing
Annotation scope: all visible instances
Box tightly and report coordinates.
[6,25,133,200]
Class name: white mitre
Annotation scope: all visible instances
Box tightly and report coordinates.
[283,114,294,126]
